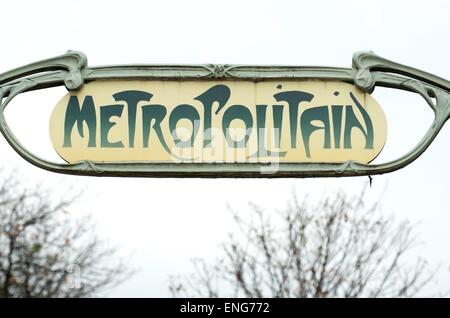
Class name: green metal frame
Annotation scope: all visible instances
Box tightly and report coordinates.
[0,51,449,178]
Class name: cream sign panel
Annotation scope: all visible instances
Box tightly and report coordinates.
[49,80,387,164]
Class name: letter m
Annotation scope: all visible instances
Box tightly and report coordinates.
[63,95,97,147]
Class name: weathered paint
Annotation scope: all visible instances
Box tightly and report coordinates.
[49,80,387,164]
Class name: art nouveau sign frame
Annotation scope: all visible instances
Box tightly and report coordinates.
[0,51,449,178]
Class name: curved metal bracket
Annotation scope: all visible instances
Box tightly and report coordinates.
[0,50,87,91]
[0,51,449,178]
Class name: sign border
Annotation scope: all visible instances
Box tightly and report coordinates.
[0,51,449,178]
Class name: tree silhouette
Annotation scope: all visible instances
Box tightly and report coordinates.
[0,171,131,297]
[169,188,434,297]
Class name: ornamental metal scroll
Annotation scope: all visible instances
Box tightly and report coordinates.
[0,51,449,178]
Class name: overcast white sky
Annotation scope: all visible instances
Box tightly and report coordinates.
[1,0,450,297]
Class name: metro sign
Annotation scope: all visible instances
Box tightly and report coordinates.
[0,51,448,177]
[51,81,386,165]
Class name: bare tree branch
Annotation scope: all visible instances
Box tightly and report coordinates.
[0,170,132,298]
[169,188,437,298]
